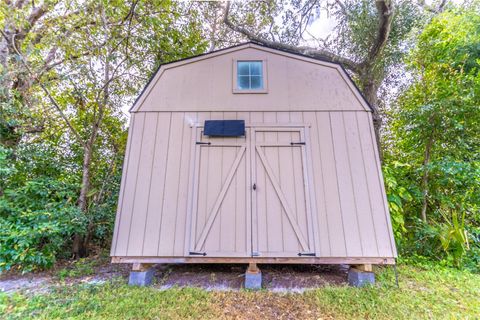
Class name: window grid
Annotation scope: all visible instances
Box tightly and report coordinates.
[237,61,263,90]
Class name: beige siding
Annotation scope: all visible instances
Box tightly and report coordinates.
[112,113,145,256]
[132,45,369,113]
[111,111,396,259]
[142,113,171,255]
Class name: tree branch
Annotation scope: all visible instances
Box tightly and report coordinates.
[14,0,26,9]
[361,0,394,69]
[418,0,447,13]
[1,30,85,147]
[222,1,361,73]
[15,4,48,41]
[334,0,347,14]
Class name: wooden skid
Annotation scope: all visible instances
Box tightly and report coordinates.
[112,256,396,265]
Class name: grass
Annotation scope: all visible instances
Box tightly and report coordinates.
[1,283,213,320]
[56,258,97,280]
[55,250,111,281]
[309,264,480,319]
[1,264,479,319]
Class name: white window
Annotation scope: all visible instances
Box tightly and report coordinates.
[237,61,263,90]
[233,60,268,93]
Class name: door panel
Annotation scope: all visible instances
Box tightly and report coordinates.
[189,129,249,257]
[188,126,314,258]
[252,128,314,257]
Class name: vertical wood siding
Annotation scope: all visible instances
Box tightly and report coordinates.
[111,111,396,258]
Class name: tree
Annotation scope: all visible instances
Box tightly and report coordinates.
[0,0,97,147]
[44,0,208,257]
[0,0,208,268]
[387,8,480,226]
[222,0,448,151]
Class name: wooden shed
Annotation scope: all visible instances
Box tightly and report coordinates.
[111,42,397,277]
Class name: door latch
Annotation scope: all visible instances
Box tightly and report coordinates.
[298,252,316,257]
[252,183,257,190]
[189,251,207,256]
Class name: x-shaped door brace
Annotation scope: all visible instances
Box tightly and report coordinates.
[193,144,309,253]
[194,146,246,251]
[255,146,309,252]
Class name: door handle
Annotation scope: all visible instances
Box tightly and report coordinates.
[253,183,257,191]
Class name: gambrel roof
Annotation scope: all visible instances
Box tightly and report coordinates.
[130,42,372,113]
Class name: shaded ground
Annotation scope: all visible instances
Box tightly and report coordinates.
[212,291,325,320]
[0,252,126,295]
[154,263,348,291]
[1,256,348,294]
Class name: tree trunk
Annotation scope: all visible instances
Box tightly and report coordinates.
[420,135,434,223]
[360,73,383,161]
[73,143,93,258]
[72,7,109,258]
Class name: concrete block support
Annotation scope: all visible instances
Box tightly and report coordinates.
[245,263,262,290]
[348,267,375,287]
[129,264,155,286]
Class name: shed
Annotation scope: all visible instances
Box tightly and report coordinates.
[111,42,397,279]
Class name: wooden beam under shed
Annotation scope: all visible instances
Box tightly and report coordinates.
[352,264,373,272]
[132,263,154,271]
[112,256,395,265]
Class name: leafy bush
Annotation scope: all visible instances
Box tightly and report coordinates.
[464,227,480,273]
[436,208,470,267]
[0,178,86,272]
[383,162,412,240]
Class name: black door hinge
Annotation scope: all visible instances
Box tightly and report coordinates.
[196,142,211,145]
[298,252,316,257]
[291,142,306,145]
[189,251,207,256]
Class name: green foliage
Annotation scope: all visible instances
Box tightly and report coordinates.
[0,0,208,271]
[383,162,412,240]
[0,177,85,272]
[436,209,469,267]
[385,7,480,269]
[464,226,480,272]
[56,258,98,280]
[0,147,16,190]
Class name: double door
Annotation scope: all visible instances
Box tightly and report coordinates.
[188,126,315,258]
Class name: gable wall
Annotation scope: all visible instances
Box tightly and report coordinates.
[134,46,368,112]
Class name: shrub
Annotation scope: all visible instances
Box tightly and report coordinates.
[0,178,86,272]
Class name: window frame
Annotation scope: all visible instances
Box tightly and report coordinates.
[232,59,268,94]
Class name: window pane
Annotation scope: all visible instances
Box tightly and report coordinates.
[237,62,250,75]
[250,62,262,75]
[250,75,263,89]
[237,75,250,89]
[236,61,264,90]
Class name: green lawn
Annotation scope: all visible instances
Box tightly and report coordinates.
[1,264,479,319]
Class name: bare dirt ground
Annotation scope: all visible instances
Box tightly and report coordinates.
[0,256,348,295]
[154,263,348,291]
